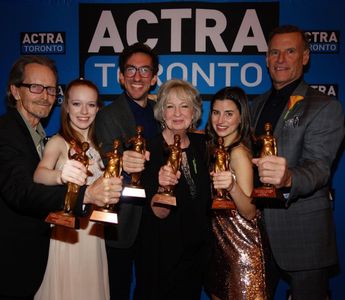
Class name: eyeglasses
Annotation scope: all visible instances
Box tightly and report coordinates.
[124,65,153,78]
[17,83,57,96]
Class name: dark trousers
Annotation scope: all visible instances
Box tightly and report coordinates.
[106,243,138,300]
[267,254,331,300]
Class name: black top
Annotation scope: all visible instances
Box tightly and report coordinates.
[125,93,159,140]
[253,79,302,193]
[135,132,212,300]
[255,77,302,136]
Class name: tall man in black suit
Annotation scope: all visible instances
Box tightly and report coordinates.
[0,55,123,299]
[251,25,345,299]
[95,43,160,299]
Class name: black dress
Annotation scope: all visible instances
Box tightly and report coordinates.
[135,132,212,300]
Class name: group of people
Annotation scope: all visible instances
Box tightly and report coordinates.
[0,24,344,300]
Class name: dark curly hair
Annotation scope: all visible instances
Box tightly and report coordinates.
[118,42,159,75]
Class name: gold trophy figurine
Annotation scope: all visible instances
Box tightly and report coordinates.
[252,122,281,199]
[122,125,146,198]
[46,141,90,228]
[90,139,122,224]
[211,137,236,209]
[152,134,182,206]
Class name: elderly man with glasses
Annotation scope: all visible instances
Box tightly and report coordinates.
[0,55,123,299]
[95,42,161,299]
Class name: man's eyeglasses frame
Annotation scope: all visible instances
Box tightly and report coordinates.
[17,83,57,96]
[124,65,153,78]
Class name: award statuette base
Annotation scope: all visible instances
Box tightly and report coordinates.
[252,185,283,200]
[122,186,146,198]
[212,198,236,210]
[152,193,177,206]
[45,211,79,229]
[90,209,118,224]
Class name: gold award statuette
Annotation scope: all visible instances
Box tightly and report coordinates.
[252,122,280,199]
[152,134,182,206]
[122,126,146,198]
[90,139,121,224]
[211,137,236,210]
[46,141,90,228]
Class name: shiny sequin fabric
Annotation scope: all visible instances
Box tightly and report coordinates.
[207,209,266,300]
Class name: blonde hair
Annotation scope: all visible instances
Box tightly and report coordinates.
[154,79,202,128]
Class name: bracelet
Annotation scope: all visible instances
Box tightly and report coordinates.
[227,171,236,193]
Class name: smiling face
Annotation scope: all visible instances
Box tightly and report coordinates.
[211,99,241,146]
[66,85,99,136]
[119,52,157,105]
[10,63,56,127]
[266,32,310,90]
[163,90,194,135]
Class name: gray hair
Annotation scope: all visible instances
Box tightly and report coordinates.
[7,55,58,107]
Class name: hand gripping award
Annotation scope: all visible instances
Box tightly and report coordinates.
[252,122,281,199]
[152,134,182,206]
[211,137,236,209]
[122,125,146,198]
[90,139,121,224]
[46,141,90,228]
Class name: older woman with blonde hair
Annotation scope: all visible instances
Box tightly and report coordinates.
[134,79,212,300]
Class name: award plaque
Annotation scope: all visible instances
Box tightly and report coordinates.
[90,140,122,224]
[252,184,279,198]
[46,141,90,228]
[211,137,236,210]
[122,126,146,198]
[152,134,182,206]
[252,122,281,199]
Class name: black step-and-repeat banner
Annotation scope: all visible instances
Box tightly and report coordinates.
[0,1,344,298]
[79,2,278,103]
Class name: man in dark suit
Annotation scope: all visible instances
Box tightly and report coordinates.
[251,25,345,299]
[95,43,160,299]
[0,55,122,299]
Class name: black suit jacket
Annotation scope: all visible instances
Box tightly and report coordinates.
[0,108,85,298]
[251,81,345,271]
[95,93,159,249]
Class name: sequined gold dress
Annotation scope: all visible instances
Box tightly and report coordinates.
[206,209,267,300]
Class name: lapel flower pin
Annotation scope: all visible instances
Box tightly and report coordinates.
[284,95,304,119]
